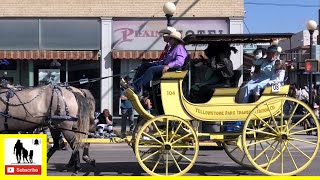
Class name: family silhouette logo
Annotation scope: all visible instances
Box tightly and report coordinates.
[4,138,43,175]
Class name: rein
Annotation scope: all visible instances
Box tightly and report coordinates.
[0,112,88,135]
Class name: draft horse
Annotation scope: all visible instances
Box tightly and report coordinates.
[0,85,95,175]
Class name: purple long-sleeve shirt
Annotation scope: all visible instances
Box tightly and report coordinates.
[162,44,188,68]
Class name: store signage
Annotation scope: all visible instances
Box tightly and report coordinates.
[112,20,228,50]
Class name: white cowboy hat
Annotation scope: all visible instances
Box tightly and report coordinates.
[159,26,177,34]
[165,31,184,43]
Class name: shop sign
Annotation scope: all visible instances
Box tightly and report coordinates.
[112,20,228,50]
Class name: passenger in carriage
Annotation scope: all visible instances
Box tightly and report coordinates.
[131,31,188,94]
[237,45,281,103]
[190,43,236,103]
[251,48,267,79]
[253,59,286,101]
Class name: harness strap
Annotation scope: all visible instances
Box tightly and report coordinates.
[3,89,15,131]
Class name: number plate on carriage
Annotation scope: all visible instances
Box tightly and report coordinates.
[271,82,281,93]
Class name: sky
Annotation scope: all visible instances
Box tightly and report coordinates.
[244,0,320,33]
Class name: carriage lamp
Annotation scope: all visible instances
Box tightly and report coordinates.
[163,2,176,26]
[306,20,318,106]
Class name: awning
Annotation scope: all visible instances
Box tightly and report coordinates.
[112,50,207,60]
[0,50,99,60]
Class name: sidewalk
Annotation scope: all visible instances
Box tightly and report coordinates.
[47,125,132,144]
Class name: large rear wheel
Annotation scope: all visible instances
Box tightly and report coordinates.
[243,97,320,175]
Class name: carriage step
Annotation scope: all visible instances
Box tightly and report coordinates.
[51,115,78,121]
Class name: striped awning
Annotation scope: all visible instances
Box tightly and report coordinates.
[112,50,207,60]
[0,50,99,60]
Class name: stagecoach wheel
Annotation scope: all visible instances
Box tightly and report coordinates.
[223,119,279,169]
[134,115,199,176]
[243,97,320,176]
[222,140,255,169]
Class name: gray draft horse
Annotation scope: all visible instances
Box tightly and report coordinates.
[0,85,95,175]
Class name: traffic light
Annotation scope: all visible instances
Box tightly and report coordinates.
[305,59,319,72]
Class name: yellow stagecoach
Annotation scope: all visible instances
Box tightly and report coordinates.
[121,33,320,176]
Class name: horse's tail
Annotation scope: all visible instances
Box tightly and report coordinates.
[72,92,90,145]
[80,89,96,131]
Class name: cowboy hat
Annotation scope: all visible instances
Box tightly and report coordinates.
[165,31,184,43]
[267,45,281,53]
[159,26,176,34]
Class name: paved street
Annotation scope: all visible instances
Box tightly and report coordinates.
[47,136,320,176]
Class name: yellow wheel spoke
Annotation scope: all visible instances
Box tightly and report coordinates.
[246,128,277,137]
[288,137,317,145]
[266,103,280,132]
[170,151,181,172]
[253,113,278,134]
[287,141,311,159]
[169,121,183,143]
[172,149,192,162]
[280,100,284,132]
[284,141,298,170]
[165,152,169,175]
[172,133,192,145]
[266,141,280,171]
[142,149,161,162]
[166,118,169,142]
[253,140,277,161]
[172,145,194,148]
[259,142,270,162]
[265,141,281,154]
[280,141,284,174]
[142,132,163,145]
[138,145,162,148]
[286,103,299,130]
[152,122,165,143]
[247,137,276,147]
[151,152,162,172]
[289,127,318,136]
[288,113,311,132]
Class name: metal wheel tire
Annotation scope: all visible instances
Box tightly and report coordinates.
[134,115,199,176]
[243,97,320,175]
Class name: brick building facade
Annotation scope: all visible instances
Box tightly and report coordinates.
[0,0,243,17]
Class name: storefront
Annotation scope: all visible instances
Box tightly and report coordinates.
[0,18,101,109]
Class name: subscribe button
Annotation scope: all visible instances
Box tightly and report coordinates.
[5,165,41,175]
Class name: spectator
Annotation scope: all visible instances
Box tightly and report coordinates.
[120,76,135,138]
[96,109,114,137]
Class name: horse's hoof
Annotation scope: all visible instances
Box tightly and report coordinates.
[71,172,78,176]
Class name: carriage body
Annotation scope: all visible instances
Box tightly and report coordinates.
[124,33,320,176]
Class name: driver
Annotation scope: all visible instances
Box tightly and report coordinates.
[130,31,188,94]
